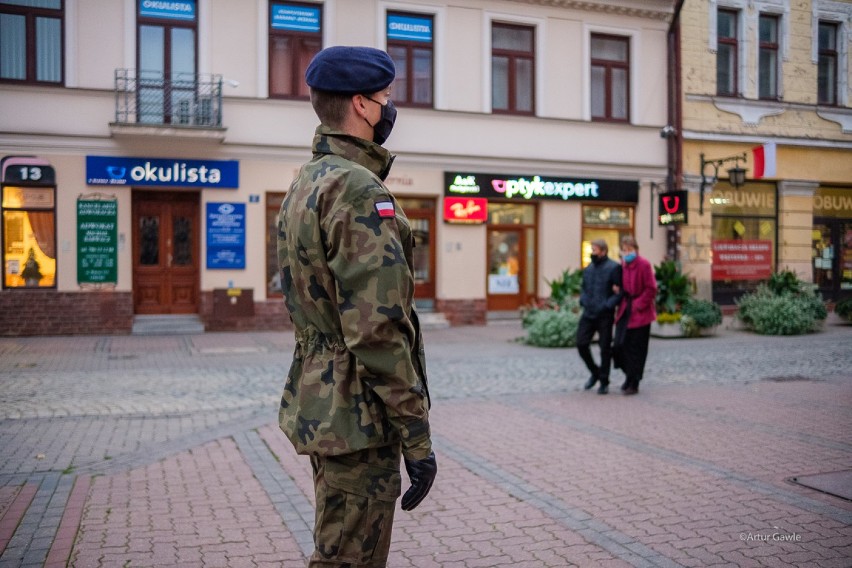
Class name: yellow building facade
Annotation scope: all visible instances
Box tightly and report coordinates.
[676,0,852,305]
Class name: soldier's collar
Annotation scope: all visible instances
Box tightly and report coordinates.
[312,125,394,180]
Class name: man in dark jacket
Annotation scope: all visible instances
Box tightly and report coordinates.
[577,239,622,394]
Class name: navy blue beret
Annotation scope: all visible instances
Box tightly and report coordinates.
[305,46,395,94]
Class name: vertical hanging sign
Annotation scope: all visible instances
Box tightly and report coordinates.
[77,197,118,284]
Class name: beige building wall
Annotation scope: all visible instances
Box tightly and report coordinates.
[679,0,852,302]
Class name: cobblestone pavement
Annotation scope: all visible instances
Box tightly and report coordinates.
[0,316,850,567]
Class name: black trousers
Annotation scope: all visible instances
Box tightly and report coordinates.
[576,315,614,383]
[621,324,651,387]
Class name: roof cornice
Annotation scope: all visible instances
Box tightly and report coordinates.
[503,0,675,22]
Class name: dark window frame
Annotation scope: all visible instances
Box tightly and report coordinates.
[386,11,434,108]
[136,0,199,125]
[590,33,630,123]
[491,22,535,116]
[817,20,839,106]
[716,8,739,97]
[758,13,780,100]
[268,1,322,100]
[0,0,64,86]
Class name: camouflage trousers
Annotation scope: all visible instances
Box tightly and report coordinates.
[308,444,402,567]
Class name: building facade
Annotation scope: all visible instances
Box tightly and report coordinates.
[674,0,852,305]
[0,0,674,335]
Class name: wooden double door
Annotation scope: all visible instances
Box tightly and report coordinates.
[132,191,200,314]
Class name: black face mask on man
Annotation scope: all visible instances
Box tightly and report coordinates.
[362,96,397,145]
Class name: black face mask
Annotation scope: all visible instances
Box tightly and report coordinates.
[363,96,397,145]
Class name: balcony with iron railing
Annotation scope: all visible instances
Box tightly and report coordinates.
[110,69,226,140]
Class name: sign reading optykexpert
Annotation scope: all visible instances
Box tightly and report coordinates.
[86,156,239,189]
[444,172,638,203]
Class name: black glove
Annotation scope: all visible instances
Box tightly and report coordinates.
[401,451,437,511]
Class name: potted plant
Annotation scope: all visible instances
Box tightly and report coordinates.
[652,260,693,337]
[735,269,827,335]
[21,248,43,287]
[680,298,723,337]
[835,298,852,323]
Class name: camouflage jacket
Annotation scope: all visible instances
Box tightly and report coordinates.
[277,125,432,461]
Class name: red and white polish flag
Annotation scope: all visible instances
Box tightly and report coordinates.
[375,201,395,218]
[752,142,777,179]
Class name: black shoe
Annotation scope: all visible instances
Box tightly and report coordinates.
[597,384,609,395]
[583,376,598,390]
[623,386,638,395]
[620,382,629,391]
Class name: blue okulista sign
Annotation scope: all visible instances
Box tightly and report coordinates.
[86,156,239,189]
[139,0,196,21]
[387,14,432,42]
[271,4,321,32]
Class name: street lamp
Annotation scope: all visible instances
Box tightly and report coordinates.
[699,152,748,215]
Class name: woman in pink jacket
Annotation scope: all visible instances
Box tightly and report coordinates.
[614,236,657,395]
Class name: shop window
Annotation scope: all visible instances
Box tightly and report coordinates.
[716,9,739,97]
[387,12,433,107]
[2,186,56,288]
[818,21,838,105]
[269,2,321,99]
[581,205,633,267]
[591,34,629,122]
[266,192,286,297]
[491,22,534,115]
[397,198,436,299]
[709,182,777,304]
[0,0,63,85]
[758,14,779,100]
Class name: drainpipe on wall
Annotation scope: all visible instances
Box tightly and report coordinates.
[666,0,686,261]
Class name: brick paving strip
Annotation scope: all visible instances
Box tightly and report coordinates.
[0,484,38,555]
[43,475,89,568]
[232,429,314,557]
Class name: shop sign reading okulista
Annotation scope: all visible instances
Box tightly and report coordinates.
[86,156,238,188]
[444,172,638,203]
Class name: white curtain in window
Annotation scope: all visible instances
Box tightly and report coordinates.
[36,16,61,82]
[0,13,26,79]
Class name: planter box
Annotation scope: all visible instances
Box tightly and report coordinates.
[651,321,683,338]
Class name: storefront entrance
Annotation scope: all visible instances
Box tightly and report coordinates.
[487,203,536,311]
[132,191,199,314]
[397,198,436,302]
[813,219,852,302]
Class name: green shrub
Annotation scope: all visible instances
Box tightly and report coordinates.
[836,298,852,320]
[767,269,801,296]
[654,260,692,314]
[681,298,723,329]
[679,314,701,338]
[523,302,581,348]
[736,284,825,335]
[545,268,583,305]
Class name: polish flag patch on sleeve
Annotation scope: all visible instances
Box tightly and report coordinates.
[375,201,395,218]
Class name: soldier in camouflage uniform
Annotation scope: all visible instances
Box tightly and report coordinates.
[276,46,437,567]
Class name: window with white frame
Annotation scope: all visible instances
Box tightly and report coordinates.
[757,13,779,99]
[716,8,739,96]
[817,21,838,105]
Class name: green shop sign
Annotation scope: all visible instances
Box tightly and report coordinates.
[77,198,118,284]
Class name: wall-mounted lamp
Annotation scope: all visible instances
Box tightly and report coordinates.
[699,152,747,215]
